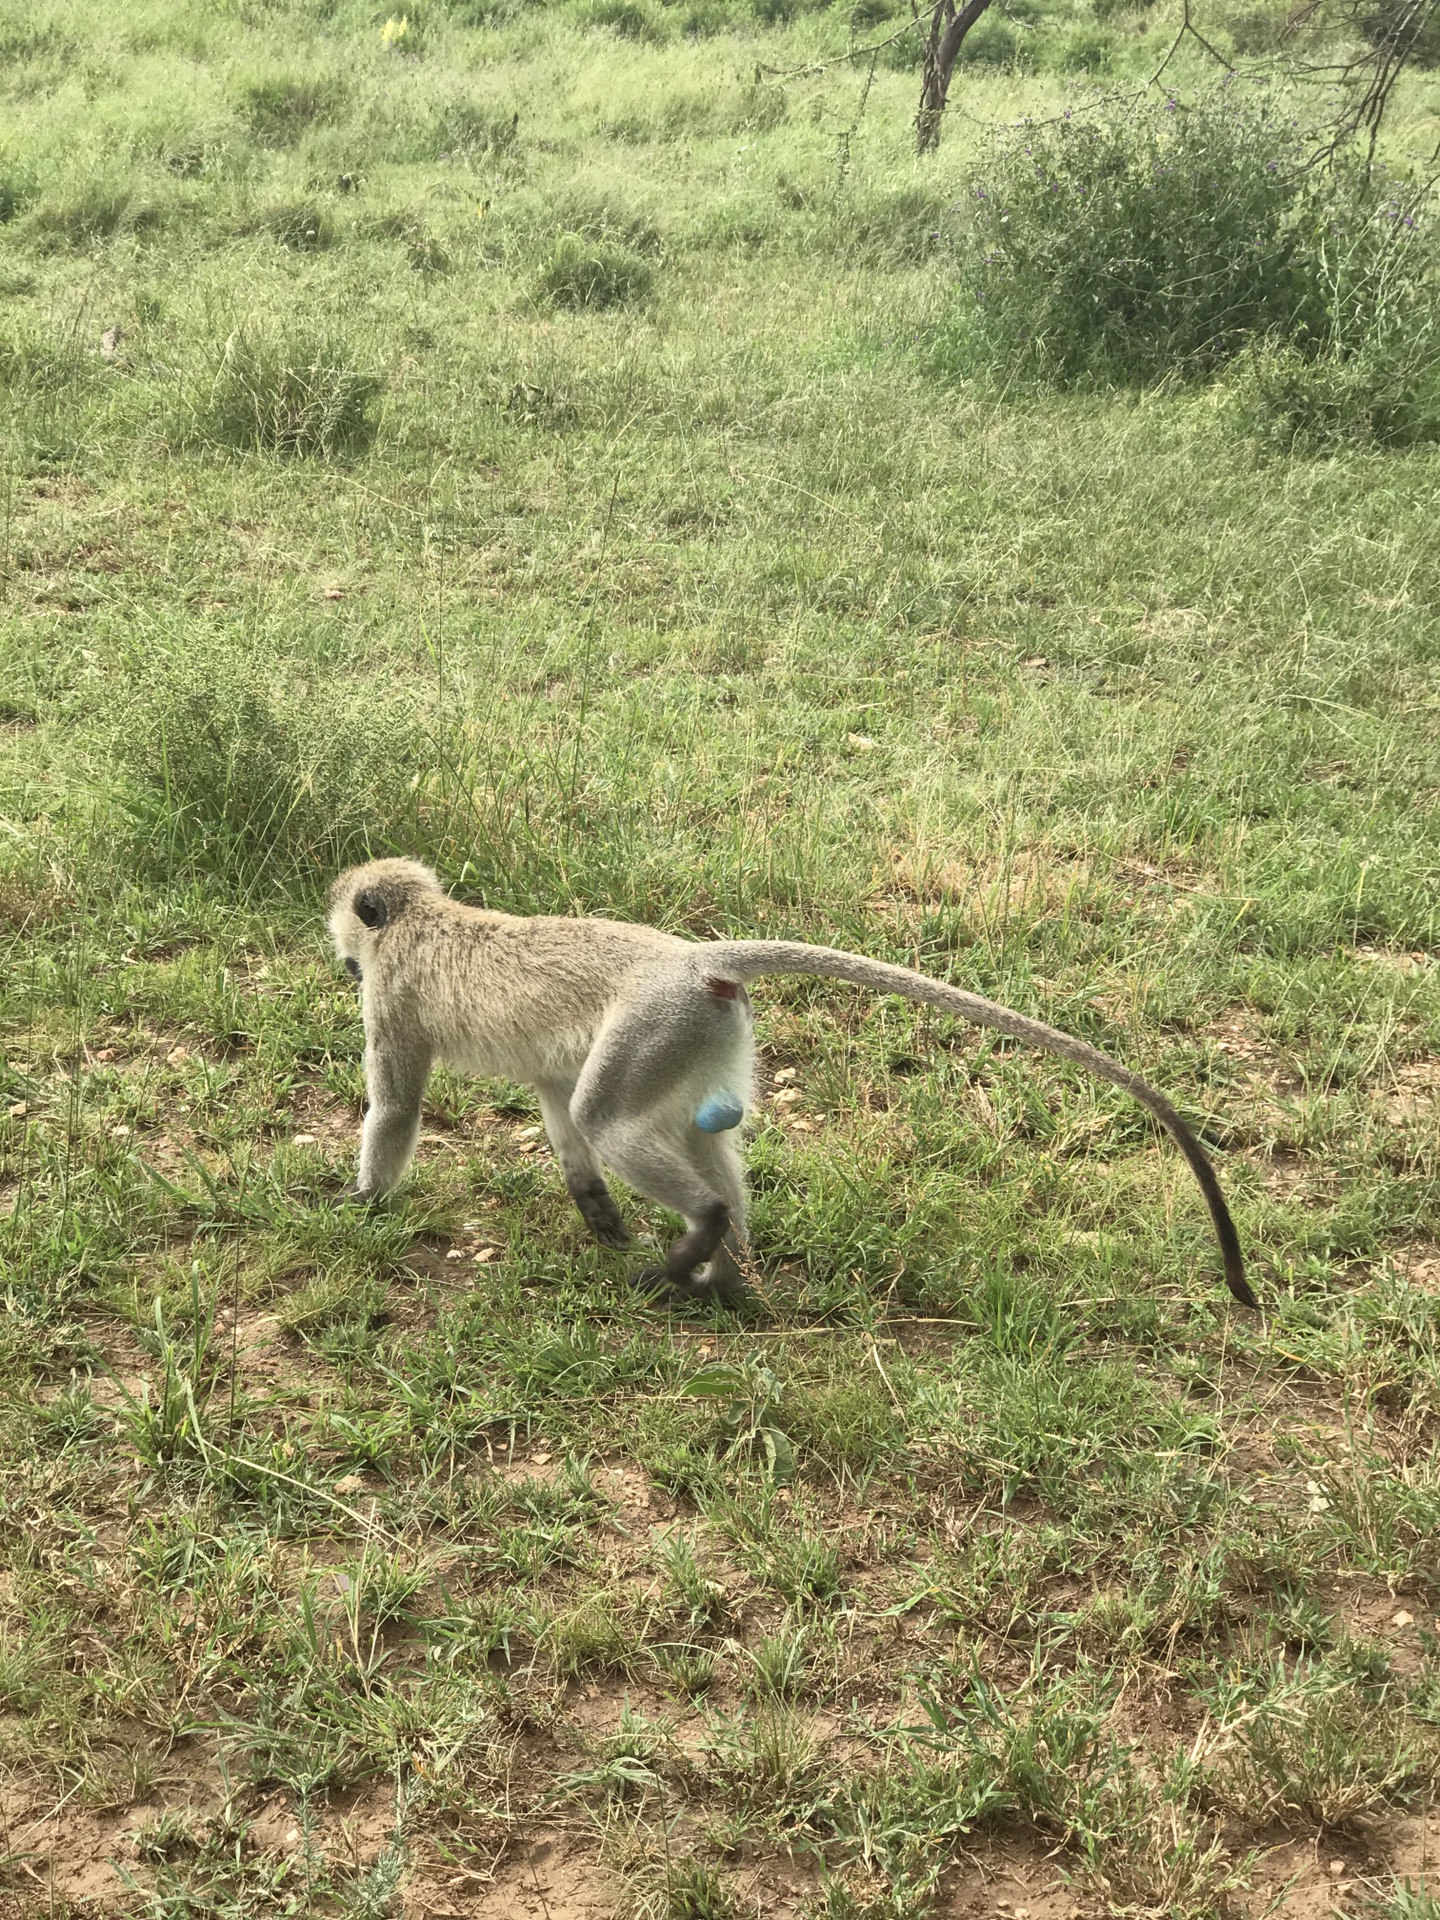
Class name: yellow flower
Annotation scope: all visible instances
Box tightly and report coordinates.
[380,14,410,46]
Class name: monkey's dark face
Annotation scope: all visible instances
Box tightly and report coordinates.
[344,957,363,986]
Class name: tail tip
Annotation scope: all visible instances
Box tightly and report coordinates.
[1226,1260,1259,1310]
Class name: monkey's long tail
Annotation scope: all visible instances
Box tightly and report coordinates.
[706,940,1254,1309]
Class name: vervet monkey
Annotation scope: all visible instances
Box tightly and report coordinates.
[329,859,1254,1308]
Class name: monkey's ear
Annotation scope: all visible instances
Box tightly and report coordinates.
[354,889,389,930]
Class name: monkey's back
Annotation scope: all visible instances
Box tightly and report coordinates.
[399,900,688,1084]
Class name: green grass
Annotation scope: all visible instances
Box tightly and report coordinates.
[1,0,1440,1912]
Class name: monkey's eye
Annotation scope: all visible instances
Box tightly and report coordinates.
[344,958,363,984]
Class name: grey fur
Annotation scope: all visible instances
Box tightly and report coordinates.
[328,858,1253,1308]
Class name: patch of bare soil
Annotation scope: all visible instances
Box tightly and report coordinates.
[932,1831,1099,1919]
[1391,1246,1440,1294]
[1355,948,1433,976]
[1370,1059,1440,1126]
[1204,1012,1305,1101]
[460,1834,609,1920]
[1248,1810,1437,1917]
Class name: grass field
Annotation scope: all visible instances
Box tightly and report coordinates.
[2,0,1440,1913]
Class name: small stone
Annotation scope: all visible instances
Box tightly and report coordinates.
[1391,1609,1414,1627]
[847,732,877,750]
[292,1133,318,1146]
[445,1248,463,1261]
[773,1067,799,1085]
[166,1046,192,1067]
[321,584,344,601]
[94,1048,117,1064]
[473,1246,496,1263]
[110,1124,132,1138]
[515,1124,543,1140]
[1328,1860,1346,1877]
[6,1102,25,1118]
[1022,655,1049,668]
[334,1474,365,1496]
[532,1453,551,1467]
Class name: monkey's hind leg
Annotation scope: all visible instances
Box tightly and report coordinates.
[574,1091,750,1300]
[571,964,753,1302]
[536,1082,631,1249]
[644,1130,749,1302]
[595,1125,745,1302]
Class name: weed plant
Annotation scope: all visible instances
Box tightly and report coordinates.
[180,325,384,456]
[111,637,431,885]
[534,231,657,309]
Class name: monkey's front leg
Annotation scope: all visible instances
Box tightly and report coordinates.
[351,1034,433,1199]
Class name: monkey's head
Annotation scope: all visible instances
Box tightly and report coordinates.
[329,859,443,975]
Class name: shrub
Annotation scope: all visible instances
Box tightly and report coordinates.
[380,11,425,54]
[1053,23,1114,70]
[1359,0,1440,69]
[26,186,165,251]
[432,98,519,159]
[237,73,348,146]
[111,641,431,888]
[939,90,1440,388]
[246,198,337,251]
[533,232,655,309]
[182,327,383,457]
[0,166,36,224]
[0,321,91,397]
[580,0,669,36]
[448,0,523,20]
[542,189,665,255]
[1233,340,1440,451]
[836,183,952,264]
[959,13,1032,66]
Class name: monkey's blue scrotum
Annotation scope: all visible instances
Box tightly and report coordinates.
[694,1091,744,1134]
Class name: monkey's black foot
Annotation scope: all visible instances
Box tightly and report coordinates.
[567,1175,632,1249]
[634,1261,747,1306]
